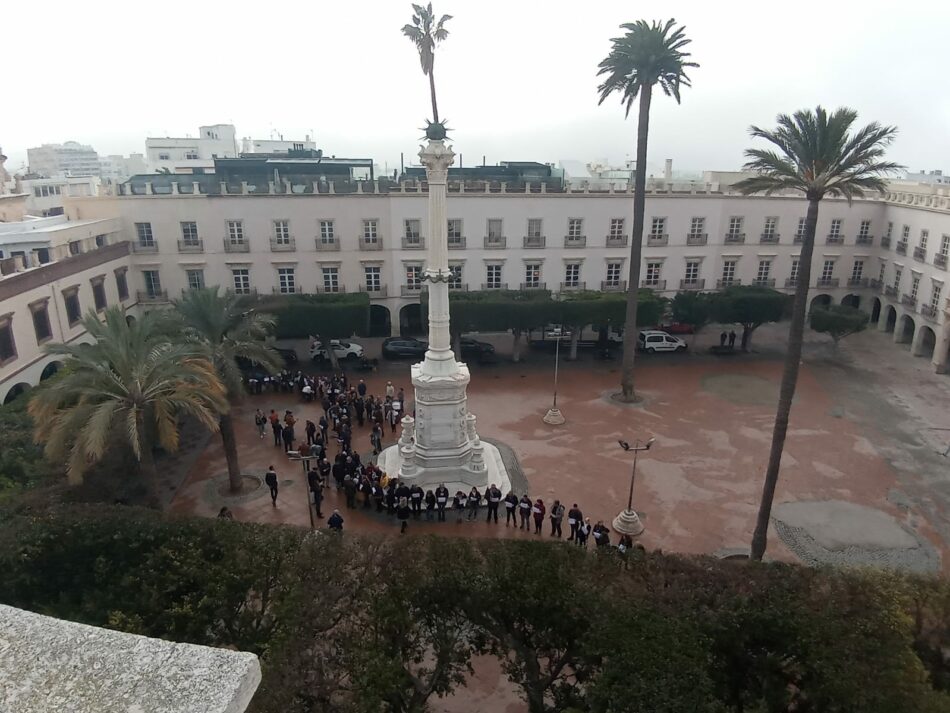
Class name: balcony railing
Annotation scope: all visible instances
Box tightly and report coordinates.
[913,246,926,262]
[314,284,345,294]
[816,278,839,288]
[935,253,948,269]
[359,284,388,297]
[646,234,668,247]
[680,279,705,290]
[880,236,891,249]
[448,283,469,291]
[847,277,869,288]
[759,233,780,244]
[896,241,908,255]
[271,285,302,294]
[137,289,169,303]
[520,282,546,290]
[785,278,799,288]
[601,280,627,291]
[717,278,741,288]
[315,238,340,251]
[523,235,546,248]
[223,239,249,253]
[901,293,917,307]
[793,235,804,244]
[401,284,424,297]
[884,285,898,298]
[359,237,383,251]
[855,235,874,246]
[606,235,628,248]
[560,281,586,291]
[753,278,776,287]
[484,236,507,249]
[686,233,708,246]
[641,279,667,290]
[402,237,425,249]
[132,242,158,253]
[868,278,882,289]
[270,237,296,252]
[564,235,587,248]
[826,234,844,245]
[447,236,467,249]
[481,282,508,290]
[724,233,746,244]
[177,239,203,253]
[920,304,938,319]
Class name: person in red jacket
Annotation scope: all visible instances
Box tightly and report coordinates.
[531,498,546,535]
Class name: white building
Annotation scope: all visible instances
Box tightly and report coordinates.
[241,136,318,155]
[99,153,147,184]
[27,141,101,177]
[19,175,102,216]
[902,170,948,185]
[561,159,635,190]
[145,124,238,174]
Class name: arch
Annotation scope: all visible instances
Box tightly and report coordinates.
[840,294,861,309]
[3,382,32,405]
[809,294,832,312]
[40,361,64,381]
[884,305,897,333]
[399,303,424,336]
[896,314,916,344]
[915,325,937,359]
[369,304,392,338]
[125,314,136,325]
[870,297,882,323]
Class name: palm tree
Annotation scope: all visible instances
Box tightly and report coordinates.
[29,307,227,504]
[597,19,698,402]
[734,107,900,560]
[173,287,282,494]
[402,2,452,124]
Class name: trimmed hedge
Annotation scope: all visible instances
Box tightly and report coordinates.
[250,293,371,339]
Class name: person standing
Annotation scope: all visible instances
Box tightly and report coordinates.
[354,397,365,427]
[453,490,466,523]
[485,484,502,524]
[281,423,294,453]
[424,489,436,521]
[270,410,282,447]
[371,422,383,455]
[518,494,532,530]
[327,509,344,532]
[592,521,611,548]
[409,484,424,519]
[466,487,481,522]
[504,491,519,527]
[567,503,583,541]
[549,500,565,538]
[308,466,324,519]
[357,379,367,397]
[305,420,317,446]
[531,499,546,535]
[728,330,737,349]
[254,409,267,439]
[387,404,400,434]
[719,331,727,347]
[397,497,411,533]
[343,473,358,509]
[576,518,591,548]
[385,380,395,399]
[435,484,449,522]
[265,466,279,506]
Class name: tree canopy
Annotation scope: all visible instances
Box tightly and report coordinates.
[710,286,788,350]
[810,304,870,347]
[254,293,371,340]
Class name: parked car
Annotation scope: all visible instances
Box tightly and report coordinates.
[382,337,428,359]
[653,321,694,335]
[637,330,687,353]
[459,336,495,358]
[310,339,364,361]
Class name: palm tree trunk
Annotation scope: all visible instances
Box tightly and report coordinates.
[512,329,522,363]
[220,412,242,493]
[617,85,653,402]
[428,62,440,124]
[751,197,821,560]
[137,419,161,508]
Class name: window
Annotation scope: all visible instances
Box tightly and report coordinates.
[893,267,902,290]
[278,267,296,294]
[931,283,943,311]
[763,217,778,237]
[911,275,921,300]
[821,260,835,281]
[274,220,291,244]
[406,265,422,288]
[644,262,662,286]
[68,242,81,256]
[135,222,154,246]
[941,235,950,258]
[92,280,107,311]
[795,217,807,241]
[524,263,542,288]
[158,152,170,161]
[650,217,666,237]
[884,222,893,239]
[829,219,842,238]
[486,264,503,289]
[63,289,82,325]
[527,219,543,239]
[487,219,503,239]
[232,268,251,294]
[606,262,623,286]
[186,269,205,290]
[609,218,625,238]
[564,263,580,287]
[319,220,335,244]
[567,218,584,239]
[180,221,199,245]
[143,270,162,297]
[721,260,737,284]
[115,269,128,300]
[33,187,41,197]
[448,219,463,243]
[321,267,339,292]
[363,219,378,242]
[920,229,929,249]
[689,217,705,236]
[684,260,700,284]
[901,225,910,242]
[404,219,421,245]
[851,259,864,281]
[878,261,887,284]
[790,259,801,281]
[364,265,381,291]
[185,151,199,160]
[0,318,16,364]
[30,302,52,343]
[448,264,463,289]
[227,220,244,244]
[756,260,772,282]
[727,216,743,237]
[859,219,871,238]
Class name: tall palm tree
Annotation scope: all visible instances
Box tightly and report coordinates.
[173,287,281,494]
[597,19,698,402]
[402,2,452,124]
[734,107,900,560]
[29,307,227,504]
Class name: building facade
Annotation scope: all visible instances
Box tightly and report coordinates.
[27,141,101,177]
[99,153,147,184]
[145,124,239,174]
[19,175,101,216]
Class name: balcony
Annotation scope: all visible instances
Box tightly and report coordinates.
[606,235,628,248]
[177,239,203,253]
[223,239,249,253]
[448,283,469,291]
[920,304,938,320]
[564,235,587,248]
[935,253,948,269]
[447,236,467,250]
[359,236,383,251]
[868,278,882,289]
[826,234,844,245]
[358,284,388,298]
[784,278,799,288]
[793,235,804,245]
[270,237,296,252]
[752,278,776,287]
[523,235,546,249]
[913,246,927,262]
[901,293,917,307]
[646,234,668,247]
[880,236,891,249]
[132,242,158,254]
[271,286,302,294]
[884,285,898,298]
[402,237,425,250]
[896,241,908,255]
[484,235,507,249]
[560,281,587,291]
[314,284,345,294]
[847,277,869,288]
[855,235,874,246]
[816,278,839,288]
[641,279,667,290]
[137,289,169,303]
[315,238,340,251]
[601,280,627,291]
[718,278,741,288]
[680,279,706,290]
[401,284,424,297]
[520,282,546,290]
[759,233,780,244]
[686,233,708,246]
[724,233,745,244]
[481,282,508,290]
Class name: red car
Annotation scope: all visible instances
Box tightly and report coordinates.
[653,322,694,335]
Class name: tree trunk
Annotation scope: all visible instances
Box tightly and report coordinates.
[741,325,753,351]
[617,85,653,402]
[568,328,580,361]
[512,329,522,363]
[751,197,821,560]
[220,412,242,493]
[428,62,440,124]
[137,422,161,509]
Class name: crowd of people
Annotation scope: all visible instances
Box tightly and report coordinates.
[246,371,641,551]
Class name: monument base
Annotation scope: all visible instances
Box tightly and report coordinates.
[377,441,512,495]
[612,508,645,537]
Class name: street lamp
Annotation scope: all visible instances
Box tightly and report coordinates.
[612,436,655,537]
[543,326,566,425]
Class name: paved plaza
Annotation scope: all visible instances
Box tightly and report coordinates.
[169,326,950,573]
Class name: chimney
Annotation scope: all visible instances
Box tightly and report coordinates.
[664,159,673,182]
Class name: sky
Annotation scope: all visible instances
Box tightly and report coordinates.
[3,0,949,177]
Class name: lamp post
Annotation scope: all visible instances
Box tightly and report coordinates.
[543,326,566,425]
[612,436,655,536]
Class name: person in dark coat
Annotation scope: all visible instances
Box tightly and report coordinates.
[271,412,282,447]
[373,482,386,512]
[327,509,344,531]
[424,490,436,521]
[549,500,565,538]
[453,490,466,523]
[728,330,737,349]
[485,484,502,524]
[371,422,383,455]
[386,482,397,515]
[308,467,324,518]
[343,474,358,509]
[397,497,411,533]
[332,459,346,489]
[518,495,532,530]
[504,491,519,526]
[576,518,591,548]
[719,331,727,347]
[357,379,367,397]
[435,484,449,521]
[281,424,294,452]
[466,487,481,521]
[265,466,279,506]
[409,484,424,518]
[567,504,583,541]
[305,420,317,445]
[532,499,546,535]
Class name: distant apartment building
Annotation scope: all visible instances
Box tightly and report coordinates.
[99,153,147,184]
[901,170,949,185]
[19,175,102,216]
[145,124,239,173]
[27,141,101,177]
[241,136,318,154]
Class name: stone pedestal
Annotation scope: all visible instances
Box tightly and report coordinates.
[612,508,645,537]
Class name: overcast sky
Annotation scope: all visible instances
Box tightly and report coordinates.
[4,0,948,177]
